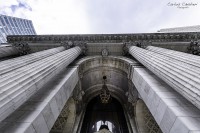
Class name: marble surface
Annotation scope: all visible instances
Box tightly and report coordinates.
[132,68,200,133]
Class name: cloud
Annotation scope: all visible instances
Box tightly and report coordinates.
[10,1,32,13]
[0,0,200,34]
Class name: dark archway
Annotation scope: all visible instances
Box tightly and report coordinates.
[80,96,129,133]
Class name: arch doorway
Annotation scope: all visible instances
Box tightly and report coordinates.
[80,96,129,133]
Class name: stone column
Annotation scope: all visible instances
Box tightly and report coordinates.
[0,45,19,59]
[0,46,82,122]
[128,46,200,109]
[146,46,200,68]
[0,46,65,75]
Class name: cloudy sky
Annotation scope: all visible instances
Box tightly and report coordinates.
[0,0,200,34]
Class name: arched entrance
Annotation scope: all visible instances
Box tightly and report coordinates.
[50,56,141,133]
[75,56,139,133]
[80,96,129,133]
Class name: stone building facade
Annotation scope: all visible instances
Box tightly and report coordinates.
[0,33,200,133]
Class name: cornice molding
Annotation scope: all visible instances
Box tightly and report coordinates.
[7,32,200,43]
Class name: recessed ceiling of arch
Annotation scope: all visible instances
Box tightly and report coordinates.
[82,66,128,92]
[75,56,141,102]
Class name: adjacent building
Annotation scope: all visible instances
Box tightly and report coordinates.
[158,25,200,33]
[0,14,36,44]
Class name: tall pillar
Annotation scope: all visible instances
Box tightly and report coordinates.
[0,46,65,75]
[128,46,200,109]
[146,46,200,68]
[0,46,82,122]
[0,45,19,59]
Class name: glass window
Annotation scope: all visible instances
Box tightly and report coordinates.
[16,28,21,35]
[13,18,18,27]
[0,17,6,26]
[4,17,10,25]
[10,28,15,35]
[30,29,34,35]
[24,29,28,35]
[0,25,7,34]
[17,19,23,31]
[13,28,18,35]
[27,20,32,28]
[24,20,28,28]
[27,30,30,35]
[20,19,25,28]
[26,21,30,29]
[4,27,10,34]
[17,19,21,28]
[8,17,15,27]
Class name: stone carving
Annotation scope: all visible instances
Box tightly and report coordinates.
[51,104,70,132]
[7,33,200,44]
[102,49,108,56]
[60,41,87,55]
[123,42,135,55]
[143,105,162,133]
[60,41,74,49]
[12,42,31,55]
[74,90,85,103]
[123,41,150,55]
[74,41,87,55]
[125,80,138,118]
[187,40,200,55]
[72,82,85,114]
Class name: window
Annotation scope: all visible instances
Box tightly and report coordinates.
[4,17,10,25]
[0,17,6,26]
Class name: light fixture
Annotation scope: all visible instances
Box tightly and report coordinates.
[100,76,111,104]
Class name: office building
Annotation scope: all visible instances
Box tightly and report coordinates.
[0,14,36,44]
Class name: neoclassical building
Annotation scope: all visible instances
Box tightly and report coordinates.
[0,33,200,133]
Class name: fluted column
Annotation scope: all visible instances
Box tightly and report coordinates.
[146,46,200,68]
[128,46,200,109]
[0,45,19,59]
[0,46,65,75]
[0,46,82,122]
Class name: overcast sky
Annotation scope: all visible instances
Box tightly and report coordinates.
[0,0,200,34]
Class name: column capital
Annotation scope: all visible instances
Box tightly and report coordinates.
[123,41,151,55]
[60,41,87,55]
[12,42,31,55]
[187,40,200,55]
[74,41,87,55]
